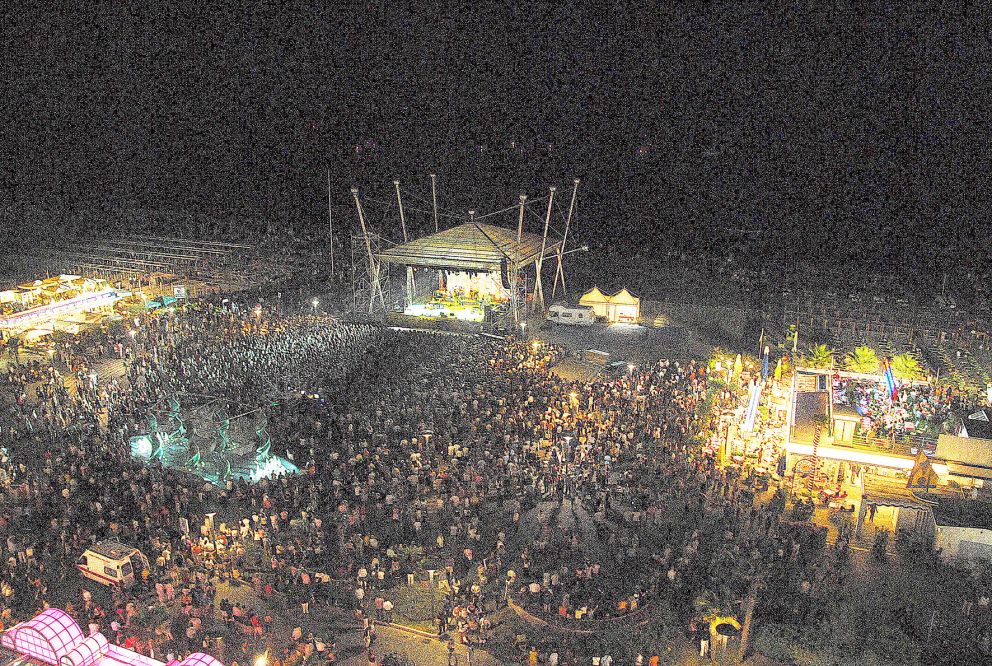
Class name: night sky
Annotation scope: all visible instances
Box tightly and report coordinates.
[3,2,990,286]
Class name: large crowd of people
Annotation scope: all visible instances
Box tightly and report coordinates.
[835,378,963,440]
[0,295,953,665]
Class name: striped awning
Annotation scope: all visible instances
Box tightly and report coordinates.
[862,477,936,510]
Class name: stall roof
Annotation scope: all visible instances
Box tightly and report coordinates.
[610,288,640,305]
[377,223,561,272]
[790,391,829,444]
[935,434,992,467]
[926,495,992,529]
[961,410,992,440]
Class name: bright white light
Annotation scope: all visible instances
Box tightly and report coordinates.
[784,442,915,469]
[249,456,300,482]
[133,436,152,458]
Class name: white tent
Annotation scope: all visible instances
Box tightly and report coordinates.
[578,287,611,318]
[609,288,641,323]
[578,287,641,323]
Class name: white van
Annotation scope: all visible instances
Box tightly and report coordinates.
[546,303,596,326]
[77,541,149,588]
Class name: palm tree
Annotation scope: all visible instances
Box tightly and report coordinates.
[804,344,835,369]
[845,345,880,374]
[890,353,924,380]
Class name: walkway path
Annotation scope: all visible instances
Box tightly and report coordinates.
[212,581,504,665]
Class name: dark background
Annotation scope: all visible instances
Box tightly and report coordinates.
[2,2,989,297]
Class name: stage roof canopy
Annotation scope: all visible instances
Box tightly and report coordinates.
[377,223,562,272]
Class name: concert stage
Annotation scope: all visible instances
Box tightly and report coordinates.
[376,222,562,327]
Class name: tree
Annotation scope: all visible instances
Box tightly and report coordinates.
[804,344,835,369]
[844,345,880,374]
[891,353,924,380]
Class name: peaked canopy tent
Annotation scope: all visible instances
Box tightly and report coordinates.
[578,287,642,323]
[609,288,641,323]
[376,223,563,321]
[578,286,611,318]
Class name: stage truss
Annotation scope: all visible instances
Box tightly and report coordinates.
[350,232,393,316]
[348,178,581,325]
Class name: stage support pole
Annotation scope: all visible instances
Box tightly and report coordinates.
[351,187,385,313]
[516,194,527,243]
[394,180,409,243]
[395,180,414,304]
[513,194,527,323]
[533,186,556,313]
[327,166,335,277]
[552,178,579,300]
[430,173,439,233]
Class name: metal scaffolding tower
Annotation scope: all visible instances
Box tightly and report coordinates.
[350,232,391,316]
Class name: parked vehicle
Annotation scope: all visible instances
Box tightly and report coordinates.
[546,303,596,326]
[77,541,149,587]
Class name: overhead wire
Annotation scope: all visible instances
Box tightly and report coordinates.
[400,188,463,218]
[363,197,467,222]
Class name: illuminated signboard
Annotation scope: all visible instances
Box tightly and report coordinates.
[0,289,120,330]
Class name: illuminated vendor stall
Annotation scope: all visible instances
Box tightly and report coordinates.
[376,222,562,325]
[0,287,122,338]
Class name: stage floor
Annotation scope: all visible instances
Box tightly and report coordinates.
[404,300,485,322]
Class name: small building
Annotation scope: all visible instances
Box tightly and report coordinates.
[931,434,992,496]
[958,409,992,440]
[928,496,992,565]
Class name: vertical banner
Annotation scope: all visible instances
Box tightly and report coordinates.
[881,358,899,402]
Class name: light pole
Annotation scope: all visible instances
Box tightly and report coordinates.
[561,435,573,502]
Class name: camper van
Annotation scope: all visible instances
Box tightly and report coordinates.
[546,303,596,326]
[77,541,149,588]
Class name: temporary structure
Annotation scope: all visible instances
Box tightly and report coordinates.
[2,608,224,666]
[578,287,641,323]
[609,288,641,323]
[578,287,611,318]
